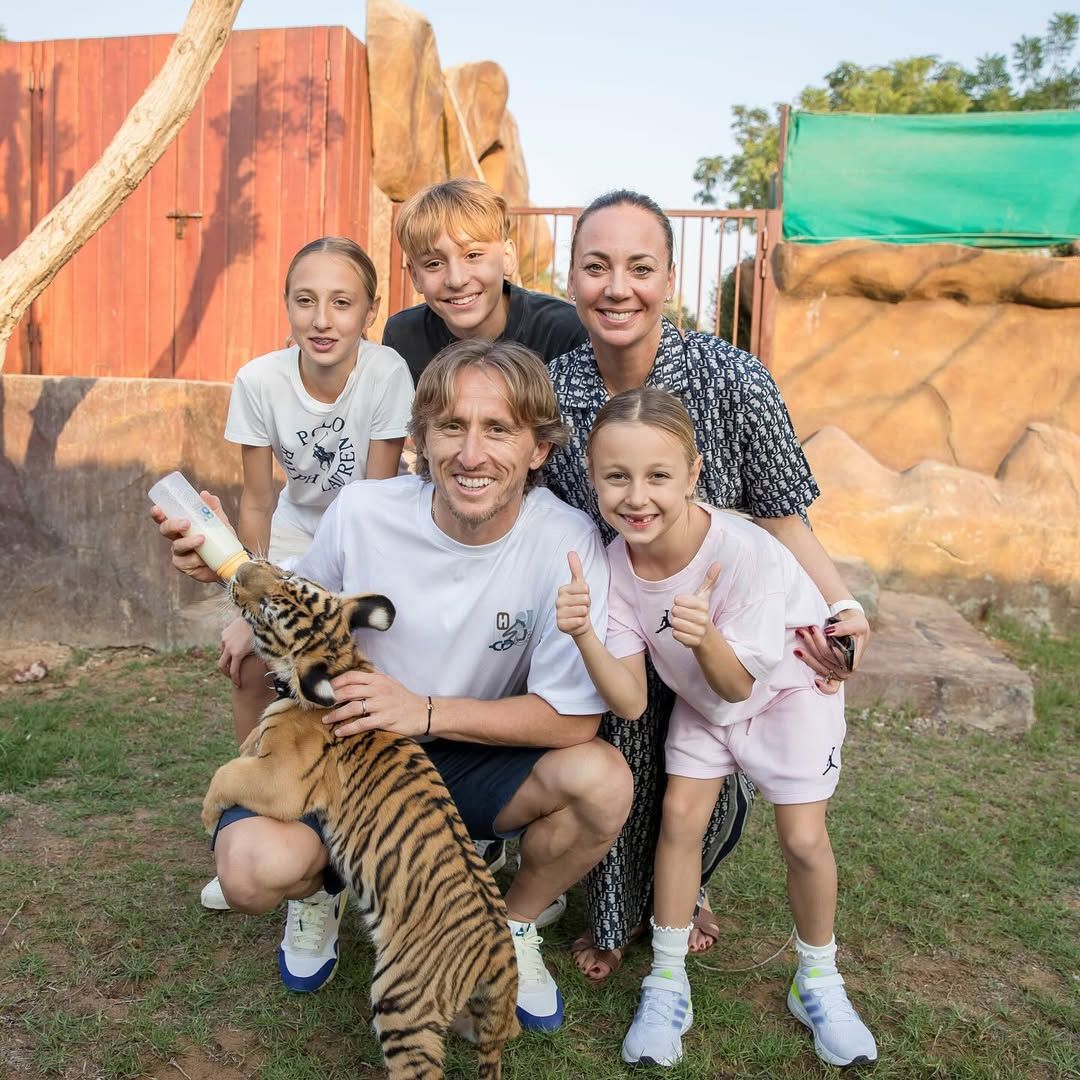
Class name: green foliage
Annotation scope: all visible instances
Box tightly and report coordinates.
[696,13,1080,208]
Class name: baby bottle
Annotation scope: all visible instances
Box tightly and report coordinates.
[148,471,250,580]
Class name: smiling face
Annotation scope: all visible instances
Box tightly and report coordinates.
[423,366,552,545]
[589,420,701,557]
[408,231,515,341]
[569,204,675,362]
[285,252,379,383]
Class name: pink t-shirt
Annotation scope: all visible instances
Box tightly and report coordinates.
[605,505,829,726]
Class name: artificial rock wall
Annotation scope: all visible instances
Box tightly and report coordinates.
[0,375,238,649]
[365,0,552,296]
[771,240,1080,630]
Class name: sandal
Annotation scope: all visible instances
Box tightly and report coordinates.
[569,919,647,984]
[570,932,624,983]
[689,888,720,954]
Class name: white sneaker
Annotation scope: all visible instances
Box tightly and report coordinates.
[200,875,231,911]
[621,971,693,1068]
[474,838,507,875]
[510,922,563,1031]
[533,892,567,930]
[787,969,878,1067]
[278,888,347,993]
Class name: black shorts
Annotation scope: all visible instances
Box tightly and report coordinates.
[212,739,548,888]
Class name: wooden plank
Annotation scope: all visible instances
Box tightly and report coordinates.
[120,36,153,378]
[146,34,178,378]
[171,48,206,381]
[0,42,33,371]
[351,38,372,249]
[306,26,330,242]
[27,40,47,373]
[72,38,105,377]
[321,28,344,238]
[279,27,313,286]
[223,30,259,378]
[38,38,81,376]
[251,28,288,362]
[96,35,128,379]
[188,33,232,383]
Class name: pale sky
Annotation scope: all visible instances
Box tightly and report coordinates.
[5,2,1075,208]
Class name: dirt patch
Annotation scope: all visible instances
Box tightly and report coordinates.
[0,639,161,699]
[0,639,75,691]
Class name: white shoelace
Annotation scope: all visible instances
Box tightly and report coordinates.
[286,893,334,952]
[511,925,547,983]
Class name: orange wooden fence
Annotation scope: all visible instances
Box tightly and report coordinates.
[0,26,373,380]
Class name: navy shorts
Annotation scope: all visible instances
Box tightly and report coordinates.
[211,739,547,890]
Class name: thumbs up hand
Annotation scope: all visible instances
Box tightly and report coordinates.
[556,550,593,639]
[670,562,722,649]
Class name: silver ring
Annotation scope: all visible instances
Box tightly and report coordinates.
[824,672,836,684]
[360,699,368,717]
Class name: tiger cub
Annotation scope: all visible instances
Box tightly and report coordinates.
[201,559,519,1080]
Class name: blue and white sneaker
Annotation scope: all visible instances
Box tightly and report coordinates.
[278,888,347,992]
[510,922,563,1031]
[787,969,878,1067]
[621,970,693,1067]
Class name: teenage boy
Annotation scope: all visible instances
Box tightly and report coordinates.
[383,179,586,386]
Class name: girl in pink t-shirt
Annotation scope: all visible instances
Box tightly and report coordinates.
[556,388,876,1071]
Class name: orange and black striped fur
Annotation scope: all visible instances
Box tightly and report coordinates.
[201,559,519,1079]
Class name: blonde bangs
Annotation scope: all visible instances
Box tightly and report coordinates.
[396,180,509,260]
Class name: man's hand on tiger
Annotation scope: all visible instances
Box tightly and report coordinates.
[326,670,428,739]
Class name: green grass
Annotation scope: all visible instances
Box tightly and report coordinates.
[0,622,1077,1079]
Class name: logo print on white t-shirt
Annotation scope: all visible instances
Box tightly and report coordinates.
[489,610,535,652]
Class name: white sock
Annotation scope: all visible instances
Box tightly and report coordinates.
[795,932,838,978]
[507,918,534,936]
[649,917,692,982]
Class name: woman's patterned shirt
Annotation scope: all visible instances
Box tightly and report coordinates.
[543,320,820,542]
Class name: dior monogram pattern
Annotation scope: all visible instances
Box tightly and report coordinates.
[543,321,818,951]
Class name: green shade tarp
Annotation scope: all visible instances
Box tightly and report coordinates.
[782,110,1080,246]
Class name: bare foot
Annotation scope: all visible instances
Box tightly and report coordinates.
[569,933,623,983]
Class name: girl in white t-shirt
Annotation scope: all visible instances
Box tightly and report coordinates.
[202,238,413,912]
[556,388,876,1071]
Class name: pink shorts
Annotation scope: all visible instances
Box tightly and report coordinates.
[664,685,846,804]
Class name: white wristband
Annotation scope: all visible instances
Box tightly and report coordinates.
[828,598,865,619]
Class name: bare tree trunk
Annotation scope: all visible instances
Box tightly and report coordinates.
[0,0,244,371]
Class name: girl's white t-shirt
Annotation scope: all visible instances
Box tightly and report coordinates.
[605,505,829,726]
[225,340,414,536]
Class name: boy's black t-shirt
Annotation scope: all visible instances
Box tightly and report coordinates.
[382,281,587,386]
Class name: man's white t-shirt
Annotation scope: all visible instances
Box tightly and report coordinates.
[293,475,609,716]
[225,341,414,537]
[605,505,828,726]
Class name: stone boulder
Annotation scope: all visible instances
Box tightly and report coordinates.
[445,61,509,160]
[366,0,447,201]
[480,111,553,290]
[480,110,529,209]
[0,374,242,649]
[803,424,1080,631]
[833,555,880,624]
[775,239,1080,308]
[441,79,484,182]
[770,241,1080,477]
[845,590,1034,735]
